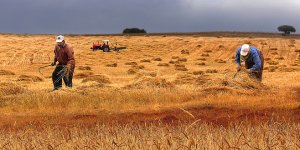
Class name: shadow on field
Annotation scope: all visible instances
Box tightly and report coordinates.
[0,106,299,130]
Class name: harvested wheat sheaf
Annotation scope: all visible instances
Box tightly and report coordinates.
[125,62,138,66]
[275,56,284,60]
[0,82,26,95]
[265,66,278,72]
[201,53,210,57]
[157,63,169,67]
[152,57,162,61]
[128,68,138,75]
[178,58,188,62]
[214,59,226,63]
[201,71,267,94]
[106,63,118,67]
[17,75,44,82]
[206,69,218,73]
[0,70,15,75]
[175,64,188,71]
[81,74,111,84]
[74,72,94,78]
[126,77,175,89]
[268,61,279,65]
[195,62,206,66]
[193,71,205,75]
[78,66,92,71]
[203,50,212,53]
[171,56,179,59]
[181,50,190,54]
[169,60,179,64]
[140,59,151,63]
[197,58,206,61]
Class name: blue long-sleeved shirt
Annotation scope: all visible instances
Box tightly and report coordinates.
[235,46,262,71]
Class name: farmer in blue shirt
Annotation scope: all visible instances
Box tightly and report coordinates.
[235,44,264,81]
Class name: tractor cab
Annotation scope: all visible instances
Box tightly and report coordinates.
[102,40,110,52]
[102,40,109,45]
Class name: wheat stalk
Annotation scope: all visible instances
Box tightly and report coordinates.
[179,107,195,119]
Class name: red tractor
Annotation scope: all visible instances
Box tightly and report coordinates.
[91,40,111,52]
[91,40,126,52]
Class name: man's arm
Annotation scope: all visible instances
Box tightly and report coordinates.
[65,46,75,76]
[235,48,241,66]
[250,52,261,71]
[66,46,75,65]
[51,46,57,66]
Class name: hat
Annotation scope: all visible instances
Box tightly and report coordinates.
[240,44,250,56]
[56,35,64,43]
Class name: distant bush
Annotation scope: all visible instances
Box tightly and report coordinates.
[277,25,296,35]
[123,28,147,34]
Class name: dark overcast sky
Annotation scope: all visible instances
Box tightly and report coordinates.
[0,0,299,34]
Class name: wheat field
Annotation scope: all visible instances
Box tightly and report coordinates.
[0,33,299,149]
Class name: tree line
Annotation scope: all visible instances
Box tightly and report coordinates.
[122,26,297,35]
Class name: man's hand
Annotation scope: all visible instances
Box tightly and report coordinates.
[246,69,252,73]
[51,62,56,66]
[66,64,72,77]
[237,65,241,72]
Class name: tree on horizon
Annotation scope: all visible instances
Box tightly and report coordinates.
[123,28,147,34]
[277,25,296,35]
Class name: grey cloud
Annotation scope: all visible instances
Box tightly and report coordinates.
[0,0,299,34]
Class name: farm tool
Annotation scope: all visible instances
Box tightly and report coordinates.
[38,64,52,76]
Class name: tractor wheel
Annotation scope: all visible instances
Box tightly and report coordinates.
[103,46,110,52]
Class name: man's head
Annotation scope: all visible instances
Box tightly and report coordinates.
[240,44,250,58]
[56,35,65,47]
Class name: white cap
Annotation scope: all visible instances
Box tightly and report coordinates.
[56,35,64,43]
[240,44,250,56]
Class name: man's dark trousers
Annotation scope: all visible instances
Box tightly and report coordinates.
[52,64,74,89]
